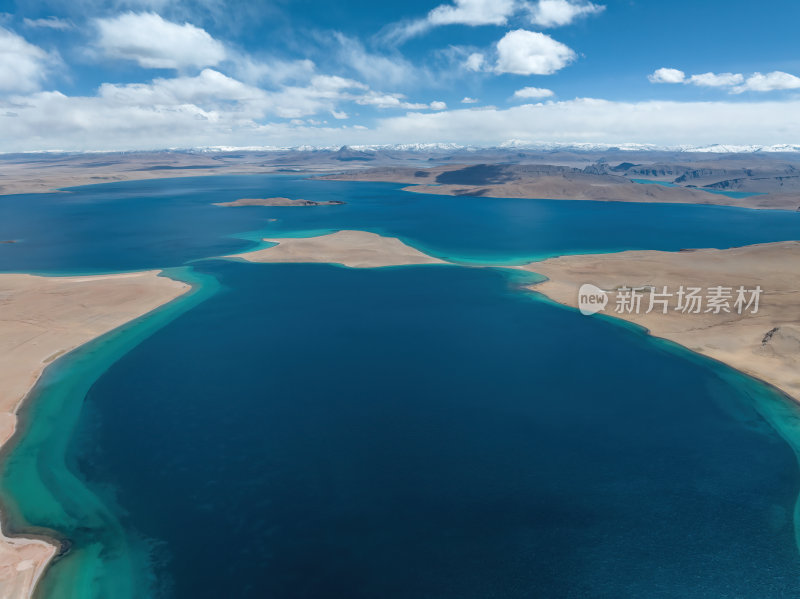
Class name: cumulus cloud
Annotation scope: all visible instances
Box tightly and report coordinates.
[733,71,800,93]
[686,72,744,87]
[94,12,226,69]
[650,69,743,87]
[648,67,685,83]
[527,0,605,28]
[98,69,266,110]
[512,86,555,99]
[649,67,800,93]
[0,59,456,150]
[461,96,479,103]
[495,30,576,75]
[0,27,59,93]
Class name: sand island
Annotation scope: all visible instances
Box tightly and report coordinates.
[230,230,446,268]
[214,197,345,207]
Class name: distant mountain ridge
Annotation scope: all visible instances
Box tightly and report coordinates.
[185,142,800,155]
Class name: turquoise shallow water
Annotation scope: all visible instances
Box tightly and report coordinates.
[0,175,799,597]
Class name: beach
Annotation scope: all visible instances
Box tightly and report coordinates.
[0,271,190,599]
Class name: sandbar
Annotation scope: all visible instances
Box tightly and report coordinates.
[214,197,344,207]
[230,230,445,268]
[0,270,190,599]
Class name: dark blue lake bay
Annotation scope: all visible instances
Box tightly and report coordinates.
[1,175,799,598]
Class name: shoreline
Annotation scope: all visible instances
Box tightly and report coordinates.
[518,242,800,403]
[1,227,797,597]
[2,161,798,212]
[231,230,800,404]
[0,270,192,599]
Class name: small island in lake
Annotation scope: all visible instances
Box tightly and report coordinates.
[214,197,345,207]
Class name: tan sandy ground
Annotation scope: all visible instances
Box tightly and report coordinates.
[521,242,800,401]
[0,271,190,599]
[230,230,446,268]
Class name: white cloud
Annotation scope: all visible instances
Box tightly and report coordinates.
[382,0,517,44]
[0,27,59,93]
[355,91,427,110]
[649,67,800,93]
[23,17,73,30]
[269,74,369,118]
[364,98,800,147]
[528,0,605,28]
[686,72,744,87]
[6,95,800,151]
[98,69,265,109]
[495,30,576,75]
[461,96,479,103]
[465,52,486,72]
[94,12,226,69]
[733,71,800,93]
[428,0,517,26]
[513,86,555,99]
[383,0,603,44]
[352,92,446,111]
[648,68,685,83]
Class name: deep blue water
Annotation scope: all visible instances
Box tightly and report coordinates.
[1,174,800,598]
[1,174,799,272]
[74,261,800,597]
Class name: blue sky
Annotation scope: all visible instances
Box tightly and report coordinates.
[1,0,799,151]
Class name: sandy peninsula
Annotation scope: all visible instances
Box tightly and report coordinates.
[522,242,800,401]
[230,230,445,268]
[214,197,344,207]
[0,270,190,599]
